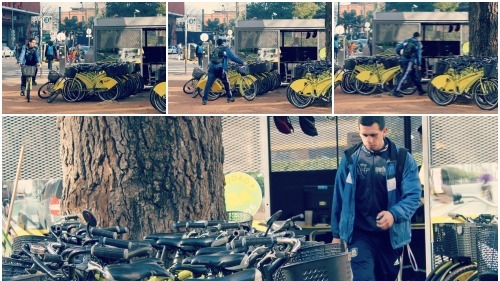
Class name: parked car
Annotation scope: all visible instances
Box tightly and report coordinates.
[168,45,178,54]
[3,46,14,57]
[36,179,63,229]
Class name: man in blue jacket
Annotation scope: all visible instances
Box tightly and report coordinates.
[392,32,426,97]
[17,38,41,96]
[202,39,247,105]
[331,116,421,281]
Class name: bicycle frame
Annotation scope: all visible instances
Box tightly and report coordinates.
[152,82,166,98]
[431,71,483,95]
[356,65,400,85]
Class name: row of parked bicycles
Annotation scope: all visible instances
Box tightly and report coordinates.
[334,55,498,110]
[182,61,281,102]
[4,210,349,281]
[287,61,332,108]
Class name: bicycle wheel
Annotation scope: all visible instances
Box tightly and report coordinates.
[395,72,417,95]
[191,88,200,98]
[183,78,198,95]
[238,76,257,101]
[355,79,377,95]
[150,87,166,114]
[286,86,314,109]
[427,83,456,106]
[47,90,61,103]
[63,79,83,102]
[38,82,54,99]
[340,71,357,94]
[473,78,498,110]
[26,77,31,102]
[443,264,477,281]
[425,260,455,281]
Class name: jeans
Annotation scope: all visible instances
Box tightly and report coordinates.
[197,55,203,67]
[47,59,53,71]
[202,67,231,101]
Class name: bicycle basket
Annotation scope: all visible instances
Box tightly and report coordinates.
[21,65,37,77]
[48,70,61,83]
[192,67,205,80]
[237,66,249,75]
[280,251,352,281]
[227,211,253,226]
[292,65,306,79]
[383,57,399,69]
[476,226,498,279]
[483,63,498,78]
[64,67,77,78]
[435,60,449,75]
[344,59,356,70]
[433,223,482,259]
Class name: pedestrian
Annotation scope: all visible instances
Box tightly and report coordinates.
[367,37,373,56]
[334,35,339,60]
[177,43,182,60]
[45,41,57,71]
[17,38,41,96]
[392,32,426,97]
[196,41,204,67]
[14,43,20,59]
[201,38,247,105]
[348,41,356,57]
[331,116,421,281]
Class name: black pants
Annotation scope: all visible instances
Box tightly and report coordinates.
[197,54,203,67]
[349,230,403,281]
[21,64,37,89]
[395,61,424,92]
[202,67,231,101]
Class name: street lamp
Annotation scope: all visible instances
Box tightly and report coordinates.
[134,9,140,17]
[272,12,277,20]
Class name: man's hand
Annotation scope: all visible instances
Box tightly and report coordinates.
[332,238,341,244]
[376,210,394,230]
[243,61,248,66]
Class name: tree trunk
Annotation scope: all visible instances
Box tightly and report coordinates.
[326,3,332,62]
[57,117,226,240]
[469,2,498,57]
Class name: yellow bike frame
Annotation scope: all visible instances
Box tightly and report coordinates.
[431,71,483,94]
[153,82,166,97]
[356,65,400,85]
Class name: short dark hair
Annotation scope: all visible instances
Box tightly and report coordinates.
[358,116,386,130]
[216,39,224,46]
[413,32,420,38]
[28,38,36,43]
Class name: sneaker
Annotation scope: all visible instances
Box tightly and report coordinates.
[202,99,207,105]
[389,90,403,98]
[227,97,235,103]
[32,81,37,86]
[20,90,25,96]
[418,91,427,96]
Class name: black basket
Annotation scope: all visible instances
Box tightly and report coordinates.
[435,60,449,75]
[227,211,253,226]
[383,58,399,69]
[192,67,205,80]
[271,62,278,71]
[21,65,37,77]
[237,66,249,75]
[476,226,498,280]
[48,70,61,83]
[433,223,482,259]
[483,63,498,78]
[280,252,352,281]
[156,67,166,82]
[293,65,306,79]
[64,67,77,78]
[248,63,262,74]
[344,59,356,70]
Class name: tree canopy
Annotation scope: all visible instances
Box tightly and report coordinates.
[246,2,295,20]
[105,2,162,17]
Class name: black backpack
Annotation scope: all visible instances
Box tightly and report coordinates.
[402,39,418,59]
[344,141,407,193]
[210,46,225,64]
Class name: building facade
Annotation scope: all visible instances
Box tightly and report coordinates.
[2,2,40,48]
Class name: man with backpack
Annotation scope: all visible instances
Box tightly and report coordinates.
[196,42,204,67]
[45,41,58,71]
[392,32,426,97]
[331,116,421,281]
[201,38,247,105]
[17,38,41,96]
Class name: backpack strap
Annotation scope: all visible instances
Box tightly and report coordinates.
[344,142,363,174]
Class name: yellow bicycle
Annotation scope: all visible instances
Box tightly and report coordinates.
[194,66,257,101]
[287,62,332,108]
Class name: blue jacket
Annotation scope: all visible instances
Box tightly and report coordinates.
[330,140,421,249]
[18,44,41,65]
[209,45,244,72]
[397,37,422,66]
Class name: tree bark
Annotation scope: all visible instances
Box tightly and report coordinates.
[57,117,226,239]
[469,2,498,57]
[326,3,332,62]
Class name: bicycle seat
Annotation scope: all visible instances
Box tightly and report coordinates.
[180,236,217,248]
[190,253,245,268]
[170,263,208,276]
[104,262,172,281]
[144,232,185,240]
[185,268,261,281]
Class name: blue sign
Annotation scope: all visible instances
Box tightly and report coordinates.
[43,17,50,24]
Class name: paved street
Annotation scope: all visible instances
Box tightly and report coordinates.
[2,57,158,114]
[167,54,332,114]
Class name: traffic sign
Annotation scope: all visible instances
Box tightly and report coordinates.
[43,16,50,24]
[86,28,92,35]
[200,33,209,42]
[227,30,233,35]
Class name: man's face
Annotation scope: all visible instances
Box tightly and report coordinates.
[28,40,37,48]
[359,123,388,151]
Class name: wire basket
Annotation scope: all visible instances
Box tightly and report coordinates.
[292,65,306,79]
[435,60,449,75]
[280,250,352,281]
[483,63,498,78]
[227,211,253,226]
[48,70,61,83]
[476,225,498,280]
[21,65,37,77]
[433,223,482,259]
[192,67,205,80]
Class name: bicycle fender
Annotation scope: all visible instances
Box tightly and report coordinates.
[356,70,379,84]
[290,78,308,92]
[96,77,118,89]
[53,79,65,91]
[153,82,166,97]
[459,72,483,93]
[381,67,399,84]
[334,71,343,84]
[431,75,453,91]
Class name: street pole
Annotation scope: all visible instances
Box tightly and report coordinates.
[184,17,188,74]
